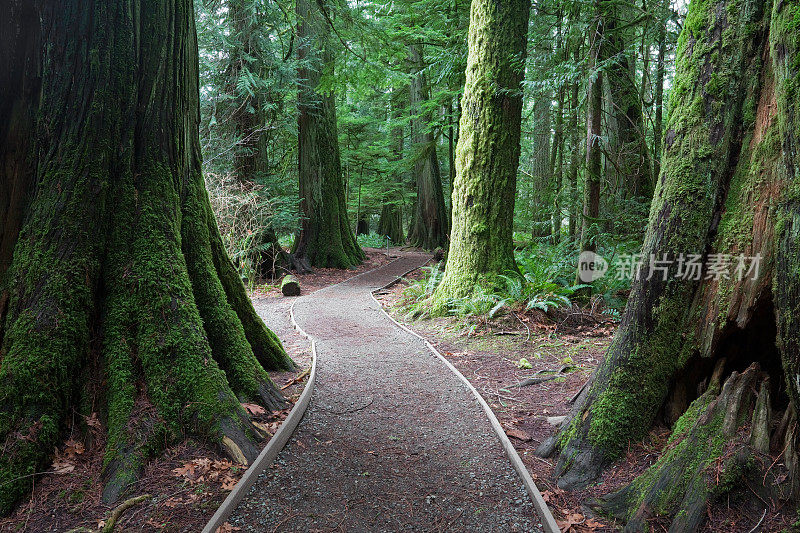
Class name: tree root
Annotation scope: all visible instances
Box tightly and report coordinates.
[596,362,797,532]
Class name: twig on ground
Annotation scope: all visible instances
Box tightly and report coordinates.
[747,509,767,533]
[281,367,311,390]
[102,494,151,532]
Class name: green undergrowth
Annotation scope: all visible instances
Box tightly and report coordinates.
[356,232,394,248]
[400,239,637,320]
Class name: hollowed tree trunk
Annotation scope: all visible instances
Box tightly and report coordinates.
[543,0,800,526]
[0,0,293,515]
[430,0,530,309]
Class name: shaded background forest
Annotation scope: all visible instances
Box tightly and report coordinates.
[197,0,685,302]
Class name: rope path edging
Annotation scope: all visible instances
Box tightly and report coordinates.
[369,284,561,533]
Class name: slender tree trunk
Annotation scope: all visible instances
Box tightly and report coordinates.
[0,0,293,514]
[530,7,554,240]
[227,0,289,278]
[552,87,565,242]
[378,90,406,244]
[551,16,566,243]
[577,5,604,284]
[431,0,531,309]
[407,44,449,250]
[545,1,800,529]
[293,0,363,269]
[567,45,582,241]
[531,90,553,239]
[653,11,667,181]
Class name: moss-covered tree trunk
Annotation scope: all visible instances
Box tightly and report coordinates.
[430,0,530,310]
[227,0,289,279]
[542,0,800,526]
[0,0,294,515]
[292,0,363,270]
[407,44,449,250]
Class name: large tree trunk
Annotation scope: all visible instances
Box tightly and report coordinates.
[0,0,293,515]
[292,0,363,270]
[430,0,530,309]
[227,0,289,279]
[407,44,449,250]
[542,0,800,527]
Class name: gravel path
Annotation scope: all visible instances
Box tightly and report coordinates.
[229,254,544,532]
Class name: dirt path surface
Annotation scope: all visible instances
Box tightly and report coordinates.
[229,253,544,532]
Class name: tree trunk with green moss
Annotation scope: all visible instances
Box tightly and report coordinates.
[0,0,294,515]
[542,0,800,527]
[292,0,363,270]
[407,44,449,250]
[430,0,530,310]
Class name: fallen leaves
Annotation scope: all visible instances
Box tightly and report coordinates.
[51,438,86,474]
[216,523,242,533]
[241,403,266,416]
[555,511,606,532]
[172,457,240,491]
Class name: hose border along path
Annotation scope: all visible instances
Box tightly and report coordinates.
[201,297,318,533]
[202,255,408,532]
[205,254,559,533]
[370,279,561,533]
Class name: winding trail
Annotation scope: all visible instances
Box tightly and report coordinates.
[229,253,546,532]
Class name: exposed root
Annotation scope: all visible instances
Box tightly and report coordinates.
[597,362,796,532]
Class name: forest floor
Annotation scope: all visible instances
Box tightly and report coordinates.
[2,248,789,532]
[377,269,795,533]
[228,251,544,532]
[0,249,393,533]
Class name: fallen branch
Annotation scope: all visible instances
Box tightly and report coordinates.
[518,375,558,387]
[102,494,151,532]
[281,367,311,390]
[516,365,576,387]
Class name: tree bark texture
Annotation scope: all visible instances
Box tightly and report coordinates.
[431,0,531,309]
[293,0,363,269]
[0,0,293,514]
